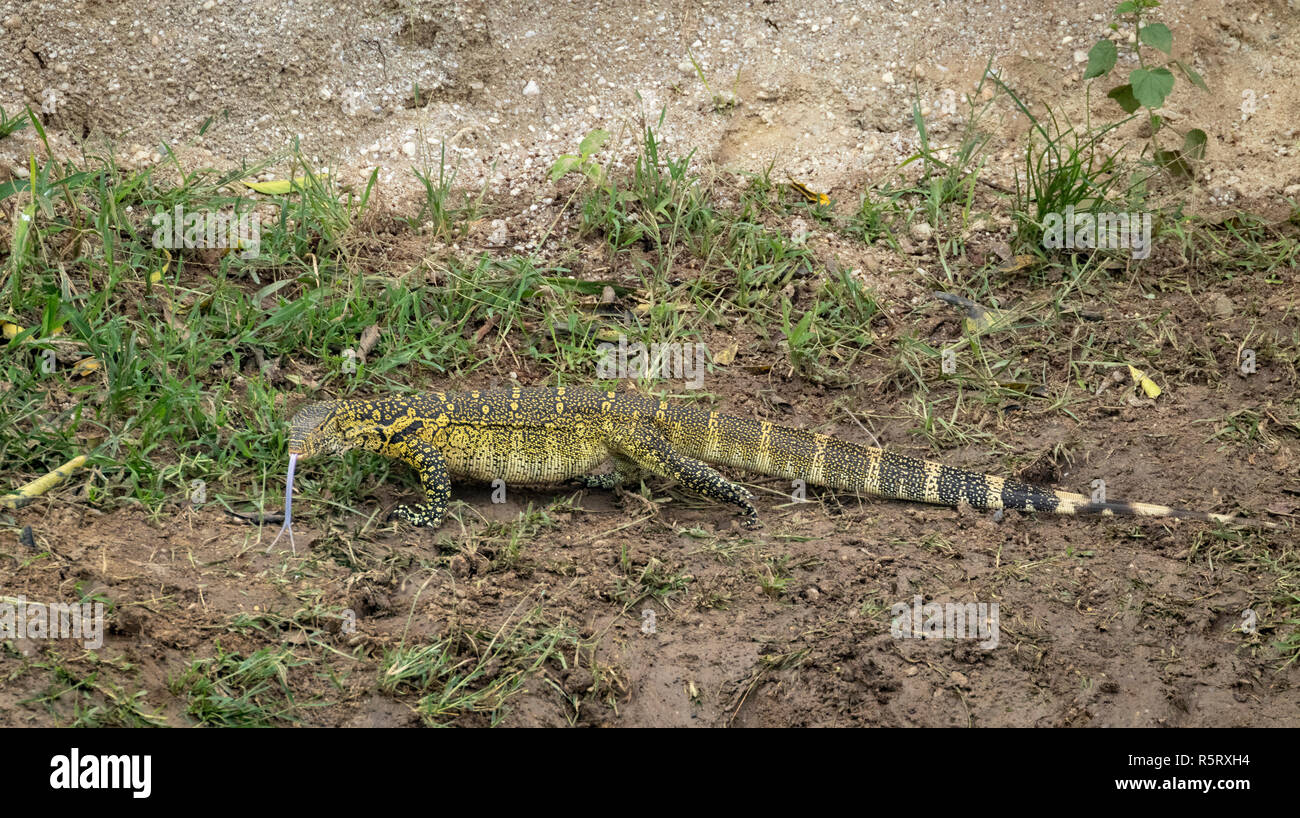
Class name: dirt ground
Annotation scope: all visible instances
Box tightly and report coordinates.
[4,366,1298,727]
[1,0,1299,726]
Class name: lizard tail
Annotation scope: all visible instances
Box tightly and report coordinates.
[1041,491,1273,528]
[662,408,1275,529]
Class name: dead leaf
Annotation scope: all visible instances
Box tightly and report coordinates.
[997,254,1039,274]
[148,248,172,287]
[241,175,323,195]
[473,314,498,344]
[358,324,382,361]
[787,177,831,206]
[933,291,1017,337]
[1127,364,1162,399]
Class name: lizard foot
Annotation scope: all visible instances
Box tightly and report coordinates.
[388,503,445,528]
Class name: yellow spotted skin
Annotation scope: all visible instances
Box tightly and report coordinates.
[287,387,1268,530]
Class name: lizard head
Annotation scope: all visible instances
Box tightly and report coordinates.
[287,400,352,459]
[277,398,391,553]
[288,399,399,458]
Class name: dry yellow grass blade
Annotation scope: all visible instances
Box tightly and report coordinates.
[241,175,325,195]
[1,455,88,510]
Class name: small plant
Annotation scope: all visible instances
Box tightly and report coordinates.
[780,299,858,385]
[851,186,903,246]
[169,644,305,727]
[548,128,611,188]
[986,63,1134,251]
[405,143,485,238]
[685,48,739,112]
[1083,0,1207,178]
[757,554,795,598]
[0,105,32,141]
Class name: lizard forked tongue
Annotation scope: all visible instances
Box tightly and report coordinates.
[270,453,297,552]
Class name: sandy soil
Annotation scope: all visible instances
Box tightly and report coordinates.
[3,0,1297,214]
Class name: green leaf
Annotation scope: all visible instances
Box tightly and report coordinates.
[790,308,816,344]
[1139,23,1173,54]
[1084,40,1118,79]
[578,128,610,158]
[0,178,26,202]
[253,277,297,305]
[1174,60,1207,91]
[1107,84,1141,113]
[242,177,314,195]
[1129,67,1175,108]
[1183,128,1208,160]
[10,203,35,260]
[1155,149,1193,180]
[1115,1,1139,14]
[548,155,582,182]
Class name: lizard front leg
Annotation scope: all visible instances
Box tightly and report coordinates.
[386,438,452,528]
[609,426,760,528]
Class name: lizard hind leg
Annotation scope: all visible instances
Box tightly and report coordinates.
[571,473,622,491]
[610,426,760,528]
[570,455,642,491]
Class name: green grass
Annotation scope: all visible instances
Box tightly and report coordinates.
[378,602,576,726]
[983,71,1142,252]
[613,547,692,605]
[24,651,166,727]
[168,643,307,726]
[0,105,31,141]
[404,142,487,239]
